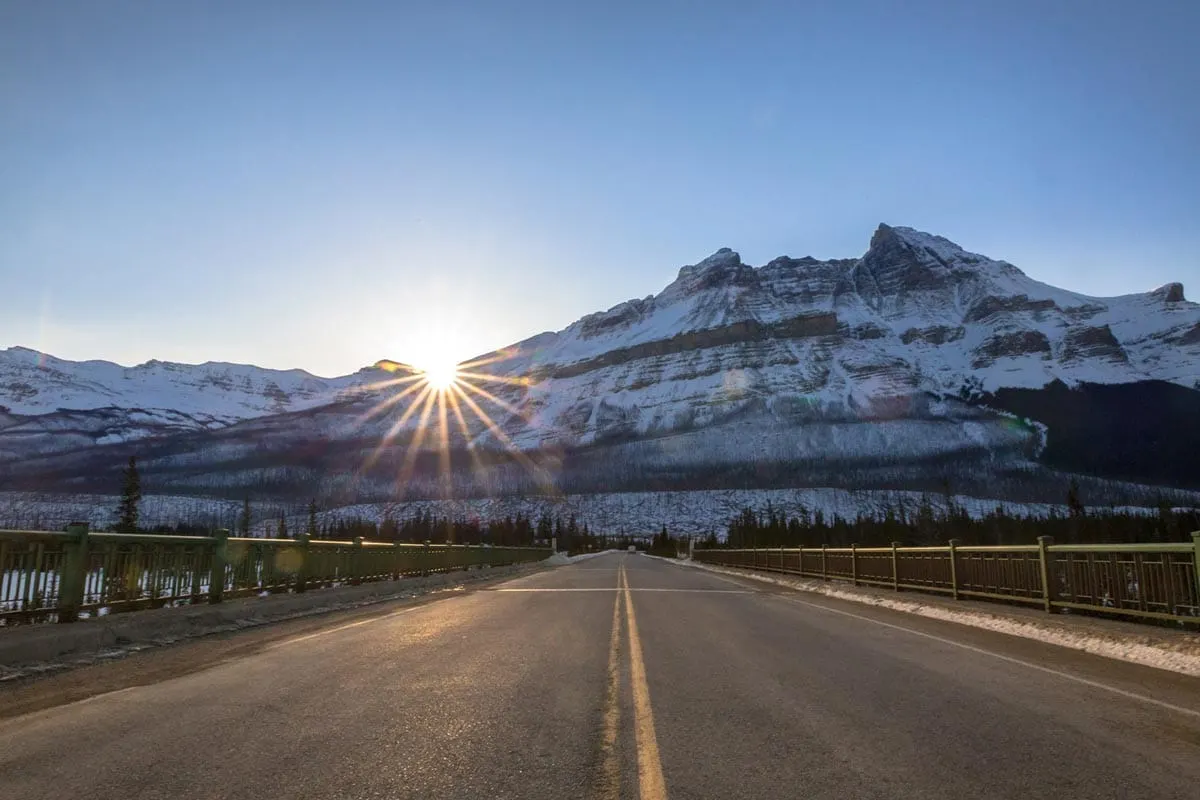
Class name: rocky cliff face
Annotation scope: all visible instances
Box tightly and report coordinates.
[460,224,1199,450]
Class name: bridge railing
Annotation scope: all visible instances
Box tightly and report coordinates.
[693,534,1200,625]
[0,526,551,626]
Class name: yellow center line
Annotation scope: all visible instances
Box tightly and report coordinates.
[622,563,669,800]
[596,566,624,800]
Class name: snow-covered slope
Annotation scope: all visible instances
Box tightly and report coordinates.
[460,224,1199,448]
[0,347,373,421]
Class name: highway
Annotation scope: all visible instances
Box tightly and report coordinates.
[2,552,1199,799]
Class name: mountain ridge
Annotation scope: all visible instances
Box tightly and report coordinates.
[3,223,1198,497]
[3,223,1195,424]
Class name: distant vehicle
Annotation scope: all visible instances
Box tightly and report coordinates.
[628,545,637,552]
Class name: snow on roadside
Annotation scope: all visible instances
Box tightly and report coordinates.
[677,560,1200,677]
[544,549,618,565]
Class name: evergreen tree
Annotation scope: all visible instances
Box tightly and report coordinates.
[239,497,252,537]
[307,499,318,539]
[1067,479,1086,518]
[115,456,141,533]
[536,514,553,544]
[278,513,289,539]
[380,513,399,541]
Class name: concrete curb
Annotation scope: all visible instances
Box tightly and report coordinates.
[1,563,542,678]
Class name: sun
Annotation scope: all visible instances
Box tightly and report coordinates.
[420,359,460,391]
[356,345,549,502]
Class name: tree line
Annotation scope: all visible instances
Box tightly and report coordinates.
[108,456,1199,550]
[113,460,645,552]
[721,490,1200,549]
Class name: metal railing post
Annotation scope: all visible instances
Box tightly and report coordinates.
[1190,532,1200,612]
[392,541,404,581]
[209,529,229,604]
[891,541,900,593]
[851,543,858,587]
[190,539,205,601]
[948,539,960,600]
[295,533,310,593]
[821,545,828,581]
[351,536,364,585]
[423,540,431,577]
[1037,535,1055,613]
[58,522,90,623]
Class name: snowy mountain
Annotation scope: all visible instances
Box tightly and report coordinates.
[469,224,1198,450]
[3,224,1199,499]
[0,346,371,420]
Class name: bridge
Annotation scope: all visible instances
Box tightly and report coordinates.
[2,551,1198,799]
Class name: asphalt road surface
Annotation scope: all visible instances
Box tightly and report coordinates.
[2,553,1199,799]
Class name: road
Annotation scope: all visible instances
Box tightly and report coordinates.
[1,553,1199,799]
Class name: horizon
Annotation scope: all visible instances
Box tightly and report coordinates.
[3,1,1198,376]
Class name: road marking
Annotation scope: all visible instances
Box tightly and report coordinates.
[680,569,762,590]
[778,595,1200,720]
[265,606,423,649]
[622,564,669,800]
[596,570,623,800]
[488,588,751,593]
[627,588,751,593]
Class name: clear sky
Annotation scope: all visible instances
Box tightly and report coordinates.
[2,0,1198,377]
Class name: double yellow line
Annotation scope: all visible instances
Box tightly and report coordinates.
[600,562,668,800]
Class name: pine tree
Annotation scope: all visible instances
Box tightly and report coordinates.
[1067,479,1086,518]
[239,497,252,537]
[278,513,289,539]
[381,513,399,542]
[536,514,553,544]
[115,456,141,533]
[307,499,318,540]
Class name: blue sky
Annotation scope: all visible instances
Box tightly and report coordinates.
[2,0,1197,376]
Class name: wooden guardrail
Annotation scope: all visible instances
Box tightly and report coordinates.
[0,526,551,625]
[693,534,1200,625]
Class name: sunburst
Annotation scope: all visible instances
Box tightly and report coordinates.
[354,350,551,501]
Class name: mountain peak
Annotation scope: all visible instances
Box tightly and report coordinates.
[666,248,752,297]
[860,224,958,294]
[1152,282,1186,303]
[697,247,741,266]
[870,224,975,262]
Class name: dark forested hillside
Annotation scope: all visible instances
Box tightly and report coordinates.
[979,381,1200,489]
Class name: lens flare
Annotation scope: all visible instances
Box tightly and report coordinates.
[352,347,553,502]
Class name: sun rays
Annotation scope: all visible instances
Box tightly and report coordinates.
[353,351,550,500]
